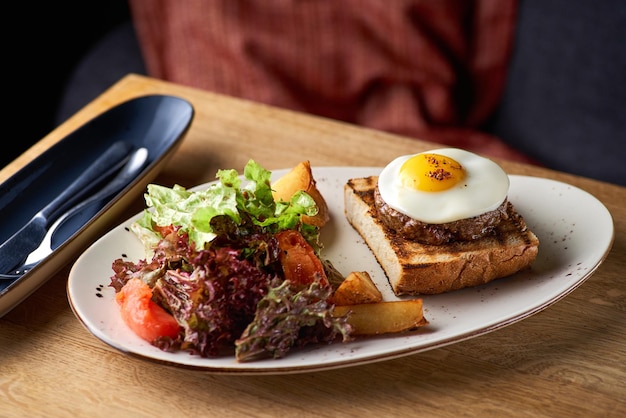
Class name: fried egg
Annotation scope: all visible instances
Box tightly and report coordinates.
[377,148,509,224]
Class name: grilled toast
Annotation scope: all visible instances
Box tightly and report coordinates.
[344,176,539,295]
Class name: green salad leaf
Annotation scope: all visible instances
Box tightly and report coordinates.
[134,160,320,250]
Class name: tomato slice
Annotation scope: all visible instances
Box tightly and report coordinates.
[154,224,176,237]
[275,230,329,288]
[116,278,180,341]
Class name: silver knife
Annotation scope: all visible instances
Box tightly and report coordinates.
[0,147,149,279]
[0,141,132,274]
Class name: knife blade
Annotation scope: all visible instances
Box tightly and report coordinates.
[0,141,132,274]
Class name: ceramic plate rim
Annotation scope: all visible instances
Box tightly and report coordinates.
[67,168,614,374]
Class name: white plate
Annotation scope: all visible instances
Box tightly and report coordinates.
[67,168,614,374]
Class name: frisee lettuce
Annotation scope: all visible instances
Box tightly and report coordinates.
[133,160,320,251]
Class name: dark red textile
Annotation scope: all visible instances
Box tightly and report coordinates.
[129,0,534,163]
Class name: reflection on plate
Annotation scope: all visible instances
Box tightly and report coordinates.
[67,168,614,374]
[0,95,194,317]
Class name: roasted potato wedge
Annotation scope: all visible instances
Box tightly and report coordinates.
[333,300,428,335]
[329,271,383,305]
[272,160,329,227]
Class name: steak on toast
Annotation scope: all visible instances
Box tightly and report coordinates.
[344,176,540,295]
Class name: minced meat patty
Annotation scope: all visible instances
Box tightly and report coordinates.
[374,186,510,245]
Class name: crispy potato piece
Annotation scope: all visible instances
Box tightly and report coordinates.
[333,300,428,335]
[272,161,329,227]
[329,271,383,305]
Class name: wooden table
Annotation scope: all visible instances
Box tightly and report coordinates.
[1,74,624,417]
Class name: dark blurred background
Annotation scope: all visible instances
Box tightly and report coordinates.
[4,1,135,168]
[5,1,625,185]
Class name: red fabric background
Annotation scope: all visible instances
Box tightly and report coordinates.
[129,0,534,163]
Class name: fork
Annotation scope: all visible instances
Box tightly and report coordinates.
[0,147,148,280]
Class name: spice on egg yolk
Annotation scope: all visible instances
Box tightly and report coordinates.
[399,153,466,192]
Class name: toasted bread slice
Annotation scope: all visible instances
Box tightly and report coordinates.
[344,176,539,295]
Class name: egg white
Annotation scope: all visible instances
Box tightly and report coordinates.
[377,148,510,224]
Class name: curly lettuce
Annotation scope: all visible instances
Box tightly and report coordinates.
[234,278,352,362]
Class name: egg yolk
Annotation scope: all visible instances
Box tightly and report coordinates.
[399,153,466,192]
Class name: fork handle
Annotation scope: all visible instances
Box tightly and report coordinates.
[24,147,149,266]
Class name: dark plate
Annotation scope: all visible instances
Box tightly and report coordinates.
[0,94,194,316]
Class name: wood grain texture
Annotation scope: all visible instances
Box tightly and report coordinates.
[1,75,624,417]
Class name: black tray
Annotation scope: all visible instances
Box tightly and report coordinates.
[0,94,194,315]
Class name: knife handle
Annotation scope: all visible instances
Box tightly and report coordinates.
[39,141,132,223]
